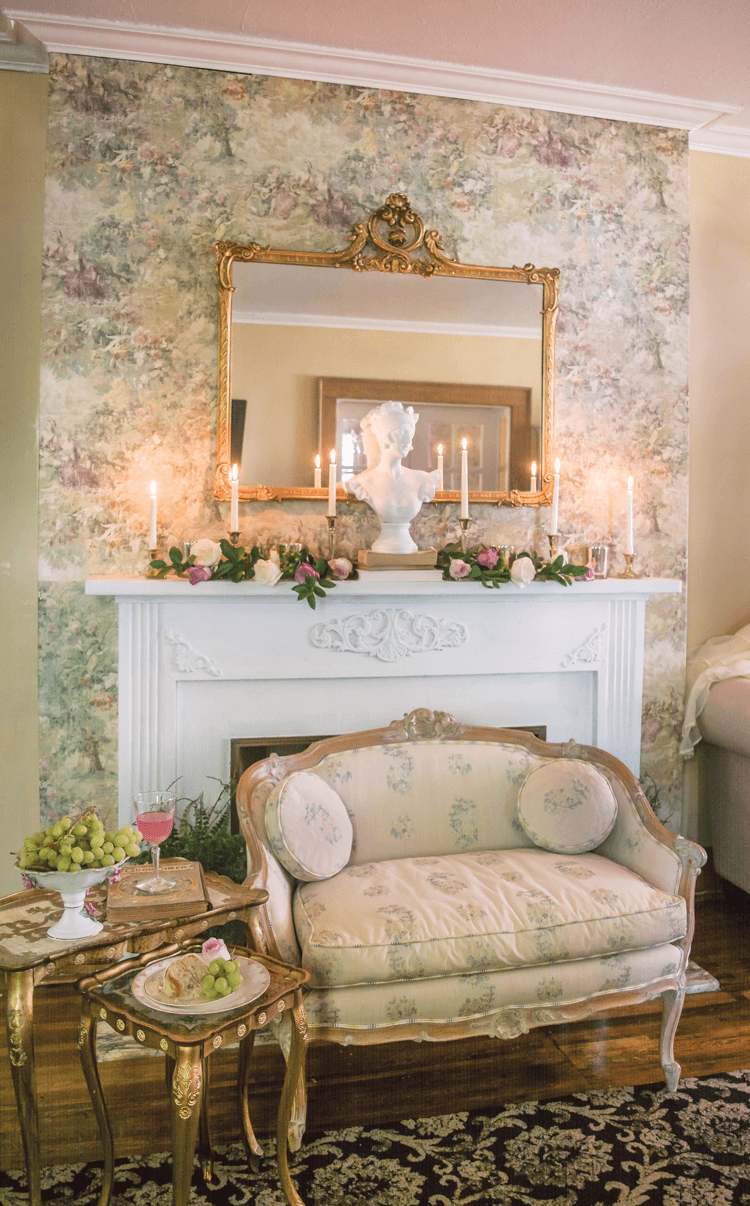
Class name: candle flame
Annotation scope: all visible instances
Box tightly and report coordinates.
[531,461,537,476]
[315,454,320,468]
[437,443,443,456]
[462,437,467,450]
[150,480,156,498]
[330,448,336,464]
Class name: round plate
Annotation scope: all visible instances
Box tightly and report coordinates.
[132,955,271,1016]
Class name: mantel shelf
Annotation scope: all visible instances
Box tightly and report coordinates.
[85,575,681,600]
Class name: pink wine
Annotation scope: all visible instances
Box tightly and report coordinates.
[136,811,174,845]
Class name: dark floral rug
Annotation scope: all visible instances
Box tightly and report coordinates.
[2,1072,750,1205]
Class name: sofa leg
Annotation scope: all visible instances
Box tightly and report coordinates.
[660,987,685,1091]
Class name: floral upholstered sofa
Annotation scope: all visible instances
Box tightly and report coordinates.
[236,708,705,1132]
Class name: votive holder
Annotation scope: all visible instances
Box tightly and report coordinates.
[498,545,515,565]
[459,517,470,555]
[617,552,640,579]
[588,545,609,579]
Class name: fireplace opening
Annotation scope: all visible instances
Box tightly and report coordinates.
[229,725,547,834]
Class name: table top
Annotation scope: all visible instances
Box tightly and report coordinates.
[79,943,307,1046]
[0,871,266,976]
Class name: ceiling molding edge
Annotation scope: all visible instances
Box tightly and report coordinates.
[689,124,750,159]
[0,13,48,70]
[9,10,741,133]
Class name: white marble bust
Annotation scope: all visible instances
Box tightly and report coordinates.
[344,401,440,554]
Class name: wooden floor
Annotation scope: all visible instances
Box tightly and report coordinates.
[1,870,749,1172]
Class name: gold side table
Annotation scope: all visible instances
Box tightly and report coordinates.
[77,940,309,1206]
[0,866,267,1206]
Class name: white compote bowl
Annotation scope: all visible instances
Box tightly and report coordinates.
[20,862,129,940]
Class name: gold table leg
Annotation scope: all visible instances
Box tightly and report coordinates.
[276,993,308,1206]
[171,1045,203,1206]
[238,1029,264,1169]
[5,969,41,1206]
[198,1054,214,1183]
[77,1012,114,1206]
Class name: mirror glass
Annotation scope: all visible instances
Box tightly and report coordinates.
[215,195,558,505]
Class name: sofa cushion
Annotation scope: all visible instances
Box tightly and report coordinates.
[517,760,618,853]
[265,771,353,882]
[293,848,686,989]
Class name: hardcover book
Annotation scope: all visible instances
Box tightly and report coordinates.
[357,548,438,568]
[105,860,211,922]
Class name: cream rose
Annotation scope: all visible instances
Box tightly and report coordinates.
[191,538,222,568]
[253,558,282,586]
[510,556,536,587]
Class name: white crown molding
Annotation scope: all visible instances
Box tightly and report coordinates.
[689,123,750,159]
[0,12,47,70]
[9,10,742,135]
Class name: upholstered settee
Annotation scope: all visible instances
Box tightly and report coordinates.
[236,709,705,1134]
[697,677,750,897]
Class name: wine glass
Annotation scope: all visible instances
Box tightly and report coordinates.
[133,792,177,893]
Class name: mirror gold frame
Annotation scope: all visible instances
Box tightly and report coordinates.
[215,193,558,507]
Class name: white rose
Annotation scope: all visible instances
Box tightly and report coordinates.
[191,538,222,568]
[253,558,282,586]
[510,556,536,587]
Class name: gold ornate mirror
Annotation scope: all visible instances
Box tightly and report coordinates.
[215,194,558,506]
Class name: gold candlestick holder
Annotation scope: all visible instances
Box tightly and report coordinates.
[147,548,158,566]
[459,517,470,555]
[617,552,640,579]
[326,516,336,561]
[548,533,559,559]
[228,531,240,547]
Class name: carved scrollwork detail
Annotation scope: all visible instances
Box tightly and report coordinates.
[472,1009,532,1040]
[173,1060,202,1121]
[7,1009,28,1067]
[164,630,222,677]
[268,753,288,785]
[561,624,607,668]
[385,707,467,742]
[675,835,708,870]
[311,607,468,663]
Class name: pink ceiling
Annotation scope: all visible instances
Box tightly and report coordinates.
[8,0,750,116]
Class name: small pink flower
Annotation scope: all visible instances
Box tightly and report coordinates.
[329,557,352,580]
[582,564,595,581]
[202,937,231,961]
[295,563,320,584]
[21,874,35,890]
[477,548,499,569]
[449,559,471,580]
[187,565,212,585]
[84,900,99,917]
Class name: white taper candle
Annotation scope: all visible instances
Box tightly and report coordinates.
[230,463,239,530]
[314,454,322,489]
[328,449,337,517]
[437,443,444,491]
[148,480,157,547]
[530,461,537,492]
[626,476,634,555]
[551,459,560,534]
[460,438,469,519]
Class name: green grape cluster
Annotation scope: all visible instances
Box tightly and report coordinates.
[201,958,242,1001]
[16,808,142,873]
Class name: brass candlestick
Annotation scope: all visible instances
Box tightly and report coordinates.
[459,517,470,555]
[617,552,640,579]
[147,548,158,565]
[326,516,336,561]
[548,533,558,559]
[229,531,240,546]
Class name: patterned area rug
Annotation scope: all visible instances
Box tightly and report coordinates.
[2,1072,749,1205]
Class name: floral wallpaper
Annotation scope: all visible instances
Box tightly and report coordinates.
[39,55,689,831]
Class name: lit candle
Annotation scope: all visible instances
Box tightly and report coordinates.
[327,449,337,517]
[551,458,560,534]
[626,476,634,555]
[460,438,469,519]
[230,463,239,531]
[314,454,322,489]
[437,443,444,491]
[148,480,157,548]
[530,461,537,492]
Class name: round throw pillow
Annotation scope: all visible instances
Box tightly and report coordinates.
[265,771,353,882]
[517,759,618,854]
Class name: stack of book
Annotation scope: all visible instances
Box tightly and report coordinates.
[105,860,211,922]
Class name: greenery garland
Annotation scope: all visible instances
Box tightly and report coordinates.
[436,542,590,586]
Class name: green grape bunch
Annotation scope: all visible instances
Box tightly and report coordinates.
[14,808,143,874]
[200,957,243,1001]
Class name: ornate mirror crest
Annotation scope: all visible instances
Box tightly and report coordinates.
[215,193,559,506]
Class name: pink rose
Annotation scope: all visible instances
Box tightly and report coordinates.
[187,565,212,585]
[477,548,499,569]
[295,563,320,584]
[202,937,231,961]
[329,557,352,580]
[582,564,595,581]
[449,559,471,580]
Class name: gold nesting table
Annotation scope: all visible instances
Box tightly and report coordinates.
[77,940,309,1206]
[0,867,267,1206]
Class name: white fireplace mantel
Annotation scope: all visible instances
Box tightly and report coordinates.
[85,575,681,823]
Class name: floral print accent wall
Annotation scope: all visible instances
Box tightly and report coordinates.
[39,56,689,831]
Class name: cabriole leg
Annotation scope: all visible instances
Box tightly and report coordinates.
[5,969,41,1206]
[171,1045,203,1206]
[276,994,308,1206]
[78,1012,114,1206]
[660,986,685,1092]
